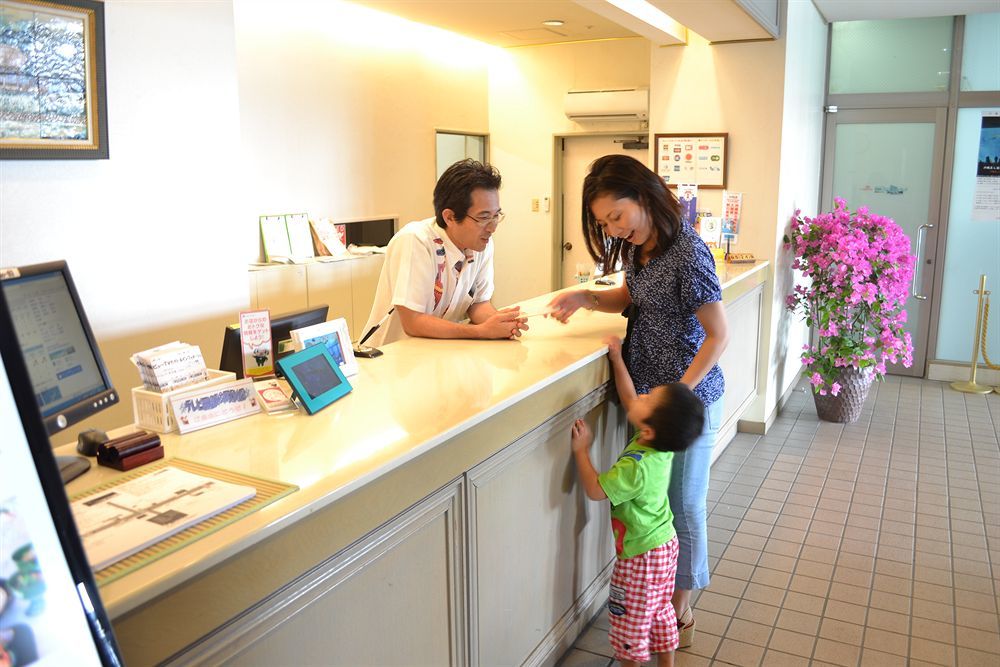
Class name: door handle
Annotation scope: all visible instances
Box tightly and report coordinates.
[911,223,934,300]
[563,242,572,251]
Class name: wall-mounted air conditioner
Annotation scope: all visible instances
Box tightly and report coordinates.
[564,88,648,122]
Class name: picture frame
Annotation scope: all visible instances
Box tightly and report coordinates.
[654,133,728,189]
[276,345,352,415]
[289,316,358,377]
[0,0,109,160]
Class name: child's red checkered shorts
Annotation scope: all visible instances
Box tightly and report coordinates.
[607,537,680,663]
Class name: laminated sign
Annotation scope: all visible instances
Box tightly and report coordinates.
[239,310,274,378]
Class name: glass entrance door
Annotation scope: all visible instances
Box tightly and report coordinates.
[821,108,947,376]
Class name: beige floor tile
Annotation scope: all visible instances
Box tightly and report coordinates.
[954,589,997,613]
[819,617,864,645]
[823,599,867,625]
[761,649,811,666]
[863,627,910,657]
[956,626,1000,654]
[673,652,712,667]
[775,608,821,635]
[813,637,862,667]
[860,648,909,666]
[682,631,721,659]
[909,637,957,666]
[690,609,729,637]
[912,598,956,622]
[742,582,785,607]
[956,646,1000,666]
[709,574,749,599]
[767,628,815,657]
[828,582,872,605]
[750,566,791,589]
[734,599,780,626]
[724,618,772,648]
[955,607,999,634]
[714,638,765,667]
[789,573,831,597]
[694,591,739,616]
[573,626,614,657]
[912,615,957,643]
[870,589,912,615]
[713,559,754,581]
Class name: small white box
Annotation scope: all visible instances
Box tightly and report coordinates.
[132,369,237,433]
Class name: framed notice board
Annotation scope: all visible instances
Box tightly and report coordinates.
[655,133,728,189]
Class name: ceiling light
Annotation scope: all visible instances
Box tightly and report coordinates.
[542,19,565,27]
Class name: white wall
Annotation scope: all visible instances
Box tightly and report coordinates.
[762,0,828,418]
[0,0,245,434]
[233,0,492,233]
[648,3,826,426]
[488,38,651,307]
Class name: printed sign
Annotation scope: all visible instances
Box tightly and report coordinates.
[239,310,273,379]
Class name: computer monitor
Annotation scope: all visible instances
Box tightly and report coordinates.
[219,304,329,379]
[0,285,124,666]
[1,261,119,483]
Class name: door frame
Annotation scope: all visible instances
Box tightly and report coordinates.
[820,106,948,376]
[551,131,651,291]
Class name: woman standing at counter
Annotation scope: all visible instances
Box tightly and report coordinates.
[548,154,729,646]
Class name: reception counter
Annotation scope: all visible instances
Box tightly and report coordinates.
[61,261,767,666]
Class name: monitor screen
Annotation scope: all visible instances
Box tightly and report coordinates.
[0,287,124,666]
[219,304,329,379]
[0,262,118,436]
[344,218,396,247]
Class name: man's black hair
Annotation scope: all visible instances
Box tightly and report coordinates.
[433,159,502,228]
[646,383,705,453]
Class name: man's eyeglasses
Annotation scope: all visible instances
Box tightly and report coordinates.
[465,212,505,227]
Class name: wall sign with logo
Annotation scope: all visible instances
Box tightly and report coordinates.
[654,133,728,189]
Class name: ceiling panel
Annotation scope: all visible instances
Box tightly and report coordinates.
[812,0,999,23]
[349,0,638,47]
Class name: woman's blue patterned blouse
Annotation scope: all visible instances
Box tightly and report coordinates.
[623,222,725,406]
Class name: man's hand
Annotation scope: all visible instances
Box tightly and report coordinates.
[476,306,529,340]
[571,419,593,455]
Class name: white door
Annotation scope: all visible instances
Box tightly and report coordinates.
[560,136,650,288]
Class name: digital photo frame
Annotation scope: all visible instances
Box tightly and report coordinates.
[275,345,352,415]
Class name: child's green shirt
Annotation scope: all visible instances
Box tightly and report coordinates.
[597,433,676,559]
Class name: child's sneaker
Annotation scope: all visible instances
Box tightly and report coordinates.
[677,607,696,648]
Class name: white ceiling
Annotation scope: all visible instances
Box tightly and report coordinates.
[350,1,1000,49]
[811,0,999,23]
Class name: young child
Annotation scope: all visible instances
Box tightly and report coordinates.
[571,336,705,667]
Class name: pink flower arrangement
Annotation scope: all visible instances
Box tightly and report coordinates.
[784,198,916,395]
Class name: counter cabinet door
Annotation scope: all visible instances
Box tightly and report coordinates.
[466,386,622,666]
[171,479,468,667]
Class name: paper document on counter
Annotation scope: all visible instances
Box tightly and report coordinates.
[72,466,256,570]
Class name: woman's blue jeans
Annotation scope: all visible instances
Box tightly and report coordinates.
[668,398,722,591]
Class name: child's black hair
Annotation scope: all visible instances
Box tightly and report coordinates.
[645,383,705,453]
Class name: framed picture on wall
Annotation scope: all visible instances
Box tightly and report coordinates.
[654,133,728,189]
[0,0,109,160]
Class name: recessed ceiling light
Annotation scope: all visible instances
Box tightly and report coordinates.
[542,19,565,27]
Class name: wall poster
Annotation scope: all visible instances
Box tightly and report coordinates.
[972,111,1000,222]
[655,133,727,189]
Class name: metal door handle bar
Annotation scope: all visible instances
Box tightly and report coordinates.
[911,223,934,300]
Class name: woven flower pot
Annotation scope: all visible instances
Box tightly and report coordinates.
[811,366,874,423]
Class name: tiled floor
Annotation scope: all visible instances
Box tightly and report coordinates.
[558,376,1000,666]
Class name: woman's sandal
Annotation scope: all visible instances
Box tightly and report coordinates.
[677,607,696,648]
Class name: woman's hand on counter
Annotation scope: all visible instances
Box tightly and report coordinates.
[547,290,590,323]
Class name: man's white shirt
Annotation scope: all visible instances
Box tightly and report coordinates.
[362,217,495,347]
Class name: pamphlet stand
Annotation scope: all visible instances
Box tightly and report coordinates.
[132,369,237,433]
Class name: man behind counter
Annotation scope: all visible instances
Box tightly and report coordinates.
[361,159,529,347]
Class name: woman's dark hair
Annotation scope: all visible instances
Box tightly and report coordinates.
[581,154,682,269]
[646,383,705,453]
[433,159,502,228]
